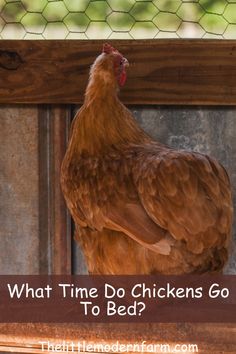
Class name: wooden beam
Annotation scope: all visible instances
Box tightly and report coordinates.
[38,105,72,274]
[0,323,236,353]
[0,40,236,105]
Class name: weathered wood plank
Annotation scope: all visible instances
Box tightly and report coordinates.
[0,106,40,274]
[0,40,236,105]
[0,323,236,353]
[38,105,72,274]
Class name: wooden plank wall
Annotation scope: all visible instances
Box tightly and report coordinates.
[0,105,72,275]
[38,106,72,274]
[0,106,40,274]
[0,40,236,105]
[0,323,236,354]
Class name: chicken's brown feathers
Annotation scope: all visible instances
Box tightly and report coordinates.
[61,45,233,274]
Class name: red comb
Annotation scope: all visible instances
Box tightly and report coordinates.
[102,43,117,54]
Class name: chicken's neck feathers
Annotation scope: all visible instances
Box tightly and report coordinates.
[71,86,150,155]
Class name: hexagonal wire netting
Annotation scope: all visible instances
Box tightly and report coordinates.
[0,0,236,39]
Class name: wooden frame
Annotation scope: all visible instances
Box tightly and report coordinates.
[0,40,236,105]
[0,39,236,353]
[0,323,235,353]
[38,105,72,274]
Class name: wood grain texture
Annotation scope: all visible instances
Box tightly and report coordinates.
[38,106,72,274]
[0,105,40,274]
[0,323,235,353]
[0,40,236,105]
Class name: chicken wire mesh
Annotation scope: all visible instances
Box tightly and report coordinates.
[0,0,236,39]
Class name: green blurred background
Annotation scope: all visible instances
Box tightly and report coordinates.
[0,0,236,39]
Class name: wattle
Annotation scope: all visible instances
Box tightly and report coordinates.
[119,70,127,86]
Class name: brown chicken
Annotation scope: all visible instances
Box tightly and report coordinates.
[61,43,233,275]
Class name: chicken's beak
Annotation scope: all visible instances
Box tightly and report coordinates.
[123,58,129,68]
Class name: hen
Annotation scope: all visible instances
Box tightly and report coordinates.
[61,44,233,275]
